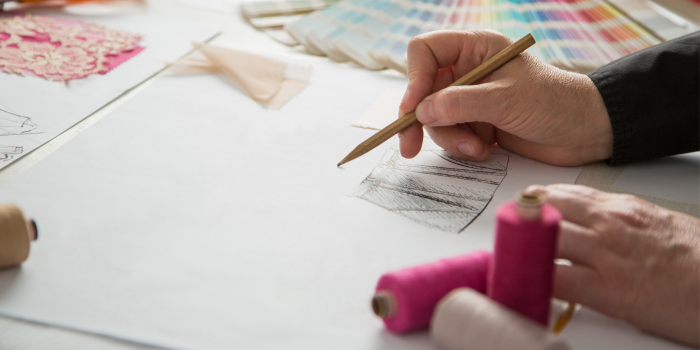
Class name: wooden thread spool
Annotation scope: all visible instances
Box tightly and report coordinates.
[515,191,544,221]
[0,203,37,269]
[372,290,397,319]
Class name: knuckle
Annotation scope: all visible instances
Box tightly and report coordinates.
[602,194,655,228]
[406,36,424,53]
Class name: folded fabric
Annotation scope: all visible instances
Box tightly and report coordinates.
[169,42,312,109]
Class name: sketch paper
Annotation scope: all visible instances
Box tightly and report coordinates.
[0,60,676,350]
[351,87,404,130]
[0,13,218,172]
[169,43,312,108]
[351,149,508,233]
[613,152,700,205]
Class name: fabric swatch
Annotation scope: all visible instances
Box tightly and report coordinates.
[351,87,404,130]
[169,42,312,109]
[0,14,144,81]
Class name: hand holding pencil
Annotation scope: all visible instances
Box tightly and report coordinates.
[398,30,614,167]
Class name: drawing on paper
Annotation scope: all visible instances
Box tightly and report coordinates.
[0,108,37,135]
[0,146,23,162]
[350,148,509,233]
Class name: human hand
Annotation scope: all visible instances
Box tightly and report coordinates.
[398,30,613,166]
[526,184,700,346]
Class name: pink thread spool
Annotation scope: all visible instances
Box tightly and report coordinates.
[488,192,561,326]
[372,250,492,334]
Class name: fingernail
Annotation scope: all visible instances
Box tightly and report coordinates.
[416,100,436,125]
[457,141,478,157]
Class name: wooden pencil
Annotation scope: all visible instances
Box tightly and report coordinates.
[338,33,537,167]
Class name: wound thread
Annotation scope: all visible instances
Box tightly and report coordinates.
[373,250,492,334]
[431,288,572,350]
[488,198,562,326]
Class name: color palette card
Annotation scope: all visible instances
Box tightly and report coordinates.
[285,0,662,74]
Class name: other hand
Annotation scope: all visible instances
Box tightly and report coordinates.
[528,184,700,346]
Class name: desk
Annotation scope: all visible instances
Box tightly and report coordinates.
[0,0,696,349]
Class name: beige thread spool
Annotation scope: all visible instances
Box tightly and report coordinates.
[515,191,545,221]
[431,288,571,350]
[0,203,37,269]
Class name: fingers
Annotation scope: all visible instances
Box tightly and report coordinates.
[399,122,424,159]
[424,124,490,161]
[531,184,606,227]
[433,67,455,93]
[400,30,512,116]
[526,185,601,266]
[557,220,598,266]
[415,83,508,127]
[553,264,603,306]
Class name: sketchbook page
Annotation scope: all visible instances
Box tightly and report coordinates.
[613,152,700,205]
[0,13,218,172]
[0,61,681,350]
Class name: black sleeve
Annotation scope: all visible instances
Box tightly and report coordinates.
[587,31,699,165]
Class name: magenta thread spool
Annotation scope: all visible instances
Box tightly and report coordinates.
[372,250,492,334]
[488,192,561,326]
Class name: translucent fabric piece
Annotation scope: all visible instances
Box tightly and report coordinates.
[169,42,312,108]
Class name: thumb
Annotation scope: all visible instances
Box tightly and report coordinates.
[415,83,506,127]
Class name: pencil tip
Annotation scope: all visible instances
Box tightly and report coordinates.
[337,162,342,167]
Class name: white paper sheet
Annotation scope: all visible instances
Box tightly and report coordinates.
[614,152,700,205]
[0,60,684,349]
[0,12,218,172]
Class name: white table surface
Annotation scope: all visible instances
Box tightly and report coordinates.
[0,0,695,349]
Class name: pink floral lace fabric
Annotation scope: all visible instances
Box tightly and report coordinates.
[0,14,144,81]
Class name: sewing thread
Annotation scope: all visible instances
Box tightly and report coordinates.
[488,193,561,326]
[373,250,491,333]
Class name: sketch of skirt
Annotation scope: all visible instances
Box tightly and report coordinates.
[350,148,509,233]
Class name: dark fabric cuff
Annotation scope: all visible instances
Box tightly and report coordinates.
[586,31,700,166]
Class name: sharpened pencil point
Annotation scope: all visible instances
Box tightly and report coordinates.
[337,162,341,167]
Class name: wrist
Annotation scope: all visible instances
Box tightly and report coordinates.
[572,73,614,163]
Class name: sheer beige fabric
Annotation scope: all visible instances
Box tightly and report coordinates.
[168,43,312,108]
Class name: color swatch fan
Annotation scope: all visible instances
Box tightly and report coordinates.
[285,0,663,73]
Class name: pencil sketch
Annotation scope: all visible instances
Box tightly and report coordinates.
[0,146,23,162]
[0,108,37,136]
[350,148,509,233]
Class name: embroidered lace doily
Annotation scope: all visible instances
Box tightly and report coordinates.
[0,14,144,81]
